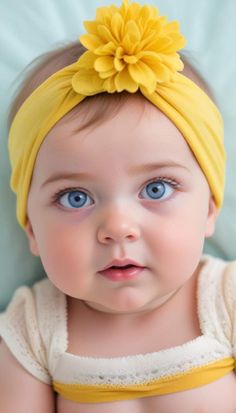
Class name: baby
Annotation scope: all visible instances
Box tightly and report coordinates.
[0,1,236,412]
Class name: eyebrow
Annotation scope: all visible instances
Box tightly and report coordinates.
[41,161,190,188]
[128,161,191,176]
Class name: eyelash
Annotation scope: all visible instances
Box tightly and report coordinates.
[51,176,181,207]
[145,176,180,189]
[52,186,88,205]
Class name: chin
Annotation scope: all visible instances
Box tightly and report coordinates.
[104,289,154,314]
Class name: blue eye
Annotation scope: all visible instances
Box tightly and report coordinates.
[58,190,93,209]
[141,180,174,201]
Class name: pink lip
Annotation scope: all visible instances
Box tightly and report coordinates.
[99,266,145,282]
[99,259,145,282]
[101,258,144,271]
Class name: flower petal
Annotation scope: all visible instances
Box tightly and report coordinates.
[162,21,180,35]
[150,35,184,54]
[94,56,114,72]
[137,50,162,63]
[140,4,158,23]
[116,46,124,59]
[99,68,117,79]
[164,33,186,52]
[94,42,116,56]
[96,5,118,25]
[104,76,117,93]
[139,30,160,51]
[97,24,117,44]
[114,68,139,93]
[125,2,142,21]
[111,12,124,41]
[80,34,102,51]
[128,61,156,93]
[122,34,133,53]
[144,19,161,35]
[139,53,168,78]
[83,20,99,36]
[151,62,171,82]
[114,57,126,71]
[123,20,141,45]
[76,51,96,70]
[123,55,138,64]
[160,53,184,72]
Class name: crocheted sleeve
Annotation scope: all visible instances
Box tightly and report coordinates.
[0,279,66,384]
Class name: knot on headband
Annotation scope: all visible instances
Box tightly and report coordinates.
[9,0,226,228]
[72,0,186,95]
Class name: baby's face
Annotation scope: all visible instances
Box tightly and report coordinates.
[25,97,217,314]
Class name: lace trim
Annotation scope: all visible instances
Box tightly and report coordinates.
[53,336,231,385]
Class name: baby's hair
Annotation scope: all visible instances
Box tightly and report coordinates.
[8,41,216,133]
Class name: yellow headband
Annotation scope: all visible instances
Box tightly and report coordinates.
[9,0,225,228]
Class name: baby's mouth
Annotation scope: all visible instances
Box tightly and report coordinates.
[98,261,145,282]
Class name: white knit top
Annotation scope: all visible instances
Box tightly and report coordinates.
[0,255,236,397]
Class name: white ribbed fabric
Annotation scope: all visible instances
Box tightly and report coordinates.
[0,255,235,386]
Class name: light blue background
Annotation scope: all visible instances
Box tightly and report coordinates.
[0,0,235,310]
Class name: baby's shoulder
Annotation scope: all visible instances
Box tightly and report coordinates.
[1,277,64,320]
[0,278,67,382]
[199,254,236,296]
[219,258,236,302]
[198,255,236,347]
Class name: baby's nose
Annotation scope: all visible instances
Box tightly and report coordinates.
[97,206,141,244]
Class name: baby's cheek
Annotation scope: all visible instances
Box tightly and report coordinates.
[147,217,205,270]
[40,249,76,294]
[38,231,92,294]
[37,231,69,270]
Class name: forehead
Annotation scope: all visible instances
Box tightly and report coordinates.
[34,96,198,174]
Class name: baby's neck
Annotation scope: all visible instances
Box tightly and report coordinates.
[66,265,202,358]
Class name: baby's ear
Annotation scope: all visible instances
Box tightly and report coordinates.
[205,196,218,238]
[24,219,39,256]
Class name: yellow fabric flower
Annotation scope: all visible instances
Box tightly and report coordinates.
[72,0,186,95]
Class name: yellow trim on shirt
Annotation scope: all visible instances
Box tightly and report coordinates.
[53,357,236,403]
